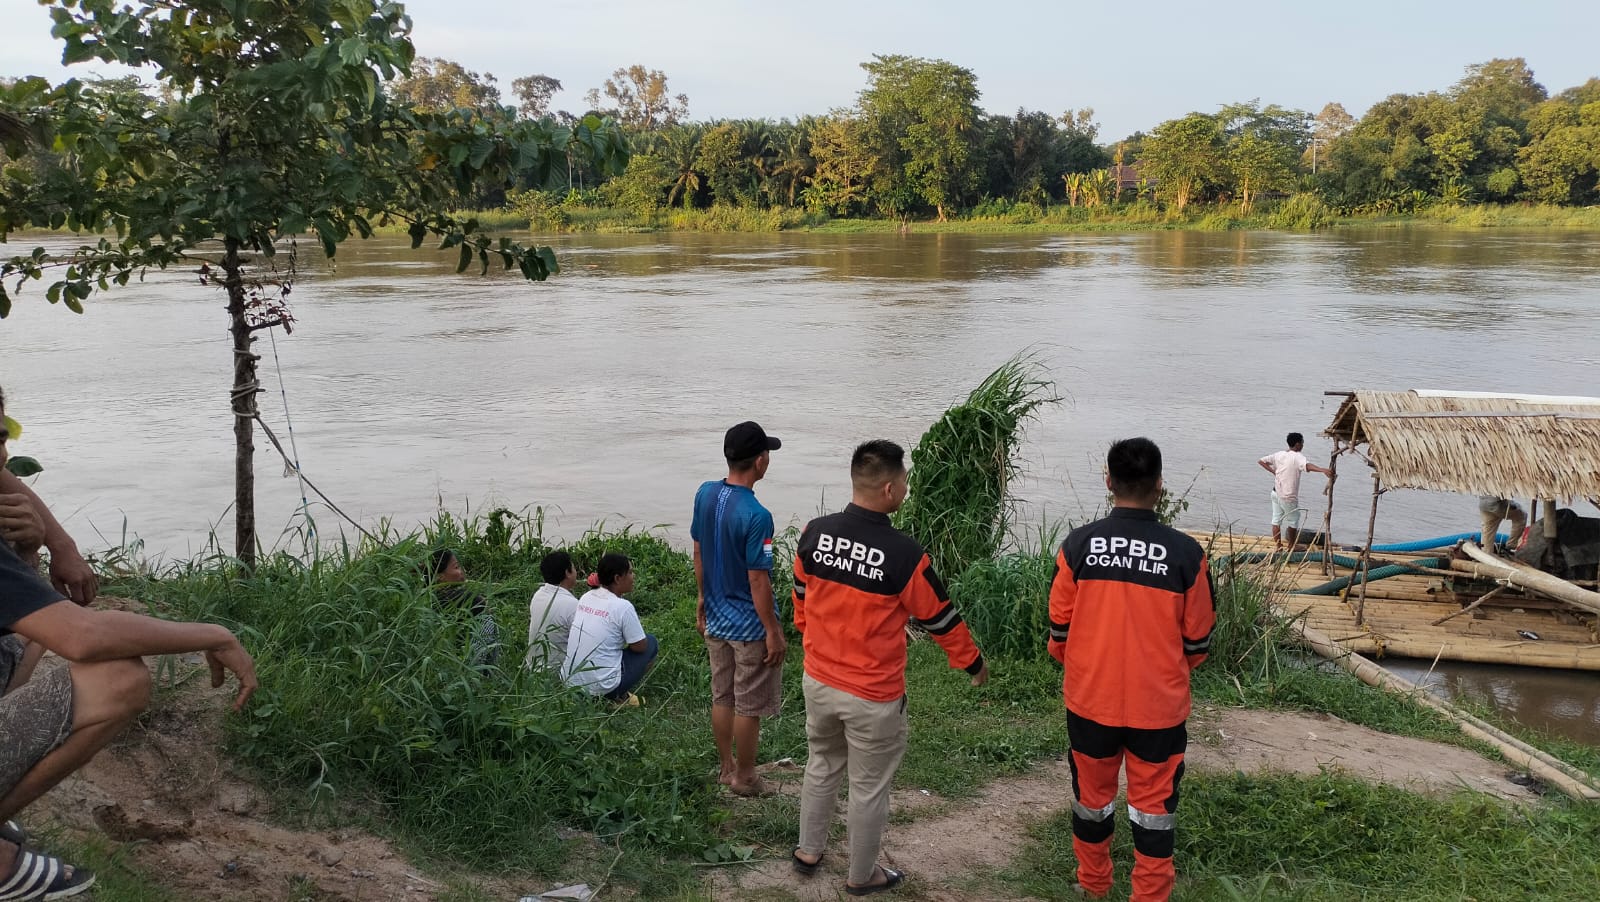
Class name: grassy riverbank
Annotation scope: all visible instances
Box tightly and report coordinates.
[414,199,1600,237]
[54,355,1600,899]
[75,517,1600,901]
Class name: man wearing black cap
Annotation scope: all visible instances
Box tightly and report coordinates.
[692,421,786,796]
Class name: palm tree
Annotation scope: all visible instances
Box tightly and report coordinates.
[737,119,775,207]
[768,121,816,208]
[662,125,704,208]
[1083,170,1114,207]
[1063,171,1084,207]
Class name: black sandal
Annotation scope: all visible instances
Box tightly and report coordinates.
[845,864,905,896]
[790,847,823,876]
[0,822,23,846]
[0,844,97,900]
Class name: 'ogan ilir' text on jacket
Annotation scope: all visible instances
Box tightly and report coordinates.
[1048,507,1216,729]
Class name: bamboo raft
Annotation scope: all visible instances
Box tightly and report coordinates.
[1191,530,1600,672]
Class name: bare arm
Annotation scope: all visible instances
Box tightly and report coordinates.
[748,569,786,667]
[626,637,649,653]
[1257,459,1276,474]
[692,541,706,635]
[12,601,257,710]
[1308,463,1335,476]
[0,493,44,555]
[0,471,97,604]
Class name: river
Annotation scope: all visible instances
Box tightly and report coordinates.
[5,227,1599,742]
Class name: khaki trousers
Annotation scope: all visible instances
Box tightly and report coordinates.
[797,673,909,885]
[1481,502,1527,549]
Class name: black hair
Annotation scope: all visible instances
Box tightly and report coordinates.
[1287,432,1304,448]
[597,552,632,587]
[539,550,573,585]
[727,453,761,472]
[851,439,906,487]
[1107,437,1163,501]
[427,548,457,582]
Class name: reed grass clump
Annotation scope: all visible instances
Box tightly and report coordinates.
[893,354,1057,581]
[949,550,1056,661]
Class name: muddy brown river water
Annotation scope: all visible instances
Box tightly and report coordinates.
[5,227,1599,743]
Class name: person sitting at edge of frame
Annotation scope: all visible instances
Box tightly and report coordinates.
[0,385,259,901]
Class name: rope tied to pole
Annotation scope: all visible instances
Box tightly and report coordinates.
[266,325,313,538]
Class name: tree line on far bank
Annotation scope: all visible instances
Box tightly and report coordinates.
[8,52,1594,225]
[389,54,1600,221]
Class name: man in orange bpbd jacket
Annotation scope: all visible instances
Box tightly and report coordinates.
[1048,437,1215,902]
[791,440,988,897]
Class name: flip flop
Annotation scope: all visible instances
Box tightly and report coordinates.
[790,847,823,877]
[0,845,96,900]
[0,822,24,845]
[728,776,774,798]
[845,865,905,896]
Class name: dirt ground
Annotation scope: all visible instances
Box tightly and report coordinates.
[26,653,532,902]
[20,642,1543,902]
[705,702,1543,902]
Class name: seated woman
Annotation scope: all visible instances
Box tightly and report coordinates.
[562,553,658,706]
[427,549,502,668]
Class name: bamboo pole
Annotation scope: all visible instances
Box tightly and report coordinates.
[1356,476,1382,626]
[1320,441,1342,578]
[1431,586,1508,626]
[1280,617,1600,800]
[1456,542,1600,617]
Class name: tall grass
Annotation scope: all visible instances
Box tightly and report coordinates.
[116,513,718,869]
[949,549,1056,661]
[1007,769,1600,901]
[893,354,1058,581]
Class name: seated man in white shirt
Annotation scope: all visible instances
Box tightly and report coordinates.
[526,550,580,671]
[562,553,658,705]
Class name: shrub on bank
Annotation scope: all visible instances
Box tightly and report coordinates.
[1267,192,1334,230]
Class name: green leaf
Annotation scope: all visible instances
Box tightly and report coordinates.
[536,247,560,277]
[456,243,471,274]
[4,456,43,478]
[338,38,369,66]
[408,221,427,249]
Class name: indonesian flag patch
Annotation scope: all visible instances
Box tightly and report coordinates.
[762,538,774,558]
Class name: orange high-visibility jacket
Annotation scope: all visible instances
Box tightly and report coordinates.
[794,504,984,702]
[1048,507,1215,729]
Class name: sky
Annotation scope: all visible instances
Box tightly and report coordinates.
[2,0,1598,139]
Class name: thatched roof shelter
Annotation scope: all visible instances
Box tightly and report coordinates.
[1324,390,1600,501]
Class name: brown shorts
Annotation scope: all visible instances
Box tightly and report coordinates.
[0,636,74,800]
[705,635,782,718]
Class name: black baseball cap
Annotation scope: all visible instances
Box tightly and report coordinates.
[724,421,782,460]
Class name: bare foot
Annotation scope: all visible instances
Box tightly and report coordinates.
[729,775,774,798]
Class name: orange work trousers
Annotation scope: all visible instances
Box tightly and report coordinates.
[1067,710,1186,902]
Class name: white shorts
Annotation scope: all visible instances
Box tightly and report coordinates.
[1271,493,1304,529]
